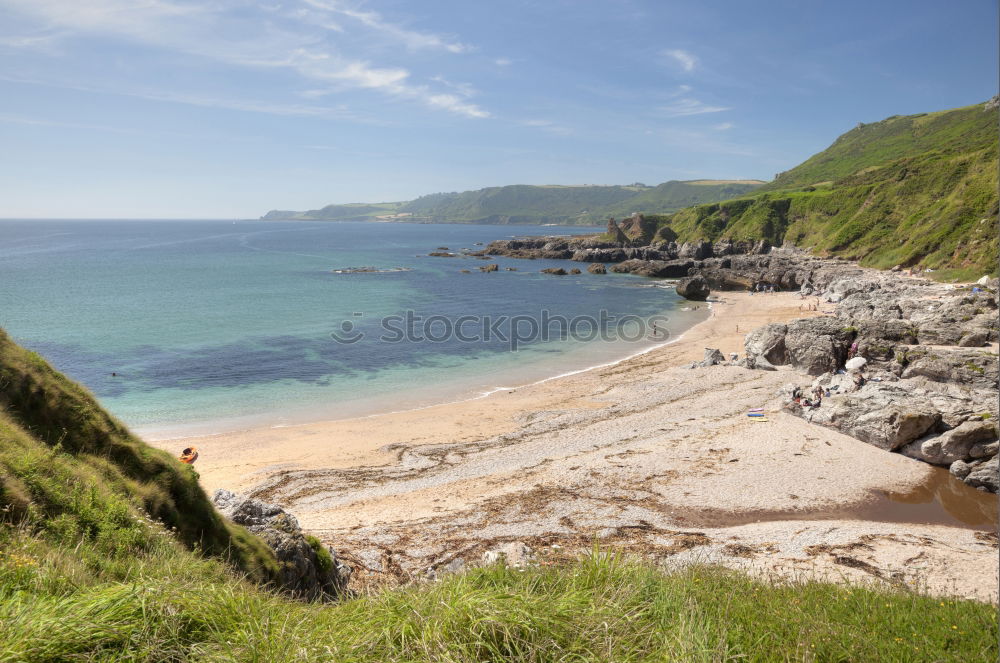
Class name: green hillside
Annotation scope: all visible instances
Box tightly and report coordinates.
[655,99,999,279]
[261,179,764,225]
[0,329,281,583]
[261,201,405,221]
[0,332,995,659]
[762,101,998,190]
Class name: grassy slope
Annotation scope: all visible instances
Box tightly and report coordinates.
[653,101,999,280]
[0,334,996,660]
[0,328,281,584]
[264,180,764,224]
[761,102,997,190]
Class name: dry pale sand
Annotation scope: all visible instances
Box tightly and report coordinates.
[150,292,999,601]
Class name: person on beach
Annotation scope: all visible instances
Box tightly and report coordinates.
[852,372,866,391]
[811,386,824,407]
[848,341,859,359]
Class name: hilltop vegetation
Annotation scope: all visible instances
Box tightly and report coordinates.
[653,99,999,279]
[0,331,996,660]
[260,179,764,225]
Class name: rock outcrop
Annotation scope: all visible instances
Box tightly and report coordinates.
[745,272,999,492]
[213,490,351,600]
[697,348,726,367]
[676,275,710,301]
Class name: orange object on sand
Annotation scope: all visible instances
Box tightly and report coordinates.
[179,447,199,464]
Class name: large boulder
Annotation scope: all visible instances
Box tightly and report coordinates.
[823,277,881,303]
[783,318,853,375]
[677,241,713,260]
[743,323,788,370]
[676,275,710,301]
[805,385,941,451]
[899,420,999,465]
[697,348,726,367]
[965,456,999,492]
[213,490,351,600]
[587,263,607,274]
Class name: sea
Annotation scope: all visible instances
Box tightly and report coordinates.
[0,220,708,438]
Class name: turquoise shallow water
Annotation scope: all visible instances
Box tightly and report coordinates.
[0,220,708,437]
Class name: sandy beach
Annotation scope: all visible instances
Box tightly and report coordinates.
[151,291,999,601]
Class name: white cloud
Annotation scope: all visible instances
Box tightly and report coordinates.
[663,48,697,72]
[426,93,489,118]
[494,57,512,66]
[302,0,470,53]
[713,122,734,131]
[0,72,373,121]
[0,0,491,119]
[522,119,572,135]
[430,75,477,98]
[660,98,730,117]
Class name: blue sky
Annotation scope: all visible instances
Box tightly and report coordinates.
[0,0,996,218]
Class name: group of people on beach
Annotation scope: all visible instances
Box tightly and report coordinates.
[749,283,777,295]
[792,385,825,409]
[798,296,821,311]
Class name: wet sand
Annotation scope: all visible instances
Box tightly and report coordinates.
[150,291,999,601]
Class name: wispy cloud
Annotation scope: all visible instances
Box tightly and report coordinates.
[660,98,730,117]
[713,122,734,131]
[663,48,697,72]
[0,73,373,122]
[494,57,512,66]
[0,0,490,119]
[302,0,470,53]
[522,119,572,135]
[430,75,478,98]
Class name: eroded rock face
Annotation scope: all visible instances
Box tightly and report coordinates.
[611,259,693,278]
[783,318,853,376]
[965,456,999,492]
[900,347,1000,389]
[900,420,999,465]
[743,323,787,370]
[676,275,710,301]
[213,489,351,600]
[804,386,941,451]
